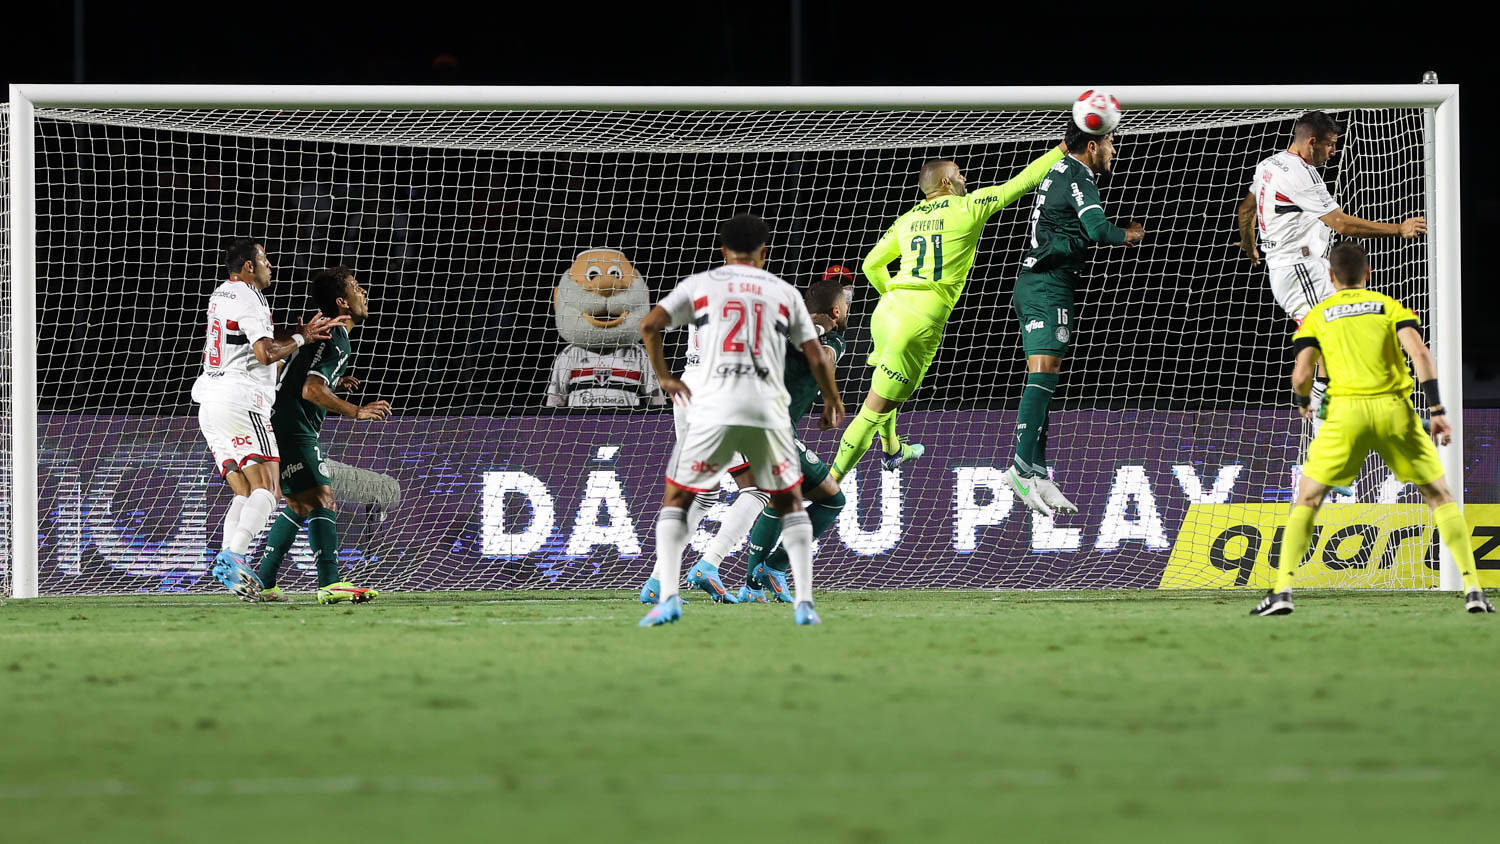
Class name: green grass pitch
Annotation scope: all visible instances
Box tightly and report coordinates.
[2,589,1495,843]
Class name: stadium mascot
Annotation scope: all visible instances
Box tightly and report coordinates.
[544,248,666,409]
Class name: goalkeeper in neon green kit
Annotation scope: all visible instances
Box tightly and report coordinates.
[829,141,1068,482]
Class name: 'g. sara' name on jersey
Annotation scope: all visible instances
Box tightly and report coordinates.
[190,280,276,415]
[657,264,818,429]
[1252,150,1339,269]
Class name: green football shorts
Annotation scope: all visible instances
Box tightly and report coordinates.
[277,434,334,496]
[1013,270,1077,359]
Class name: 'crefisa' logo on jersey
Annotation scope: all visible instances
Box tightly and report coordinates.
[1024,319,1044,333]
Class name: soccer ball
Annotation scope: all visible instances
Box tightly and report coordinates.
[1072,89,1121,135]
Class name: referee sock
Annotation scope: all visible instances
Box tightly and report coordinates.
[222,495,248,551]
[833,405,894,478]
[228,487,277,555]
[257,508,306,588]
[1012,373,1058,477]
[1274,505,1317,593]
[1433,502,1483,593]
[654,507,689,601]
[308,507,341,588]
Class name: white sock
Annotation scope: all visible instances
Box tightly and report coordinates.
[1309,378,1330,438]
[703,489,768,567]
[781,510,814,605]
[686,489,720,535]
[655,507,689,601]
[228,487,277,555]
[222,495,248,550]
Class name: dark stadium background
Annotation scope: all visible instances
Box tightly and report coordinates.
[4,2,1495,406]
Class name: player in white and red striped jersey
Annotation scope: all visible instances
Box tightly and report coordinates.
[1236,111,1426,496]
[638,214,845,627]
[191,237,344,599]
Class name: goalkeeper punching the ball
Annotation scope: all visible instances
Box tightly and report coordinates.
[830,140,1069,482]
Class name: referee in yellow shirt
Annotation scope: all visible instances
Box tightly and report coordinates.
[1251,242,1492,616]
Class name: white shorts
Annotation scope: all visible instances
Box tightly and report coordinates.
[672,399,748,475]
[666,422,801,494]
[1269,260,1334,324]
[197,403,279,476]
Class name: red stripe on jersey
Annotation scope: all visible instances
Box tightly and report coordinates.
[777,304,790,318]
[225,319,240,330]
[693,296,708,310]
[1275,192,1292,203]
[568,368,643,383]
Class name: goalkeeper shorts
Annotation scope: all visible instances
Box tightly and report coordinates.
[867,295,945,403]
[1301,393,1444,488]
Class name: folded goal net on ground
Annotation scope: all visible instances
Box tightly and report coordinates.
[1,85,1464,597]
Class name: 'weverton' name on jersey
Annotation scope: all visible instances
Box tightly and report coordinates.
[658,264,817,429]
[1251,150,1339,269]
[190,280,277,415]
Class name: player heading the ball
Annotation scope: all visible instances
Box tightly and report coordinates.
[1251,242,1491,616]
[639,214,845,627]
[1004,124,1144,517]
[829,140,1069,483]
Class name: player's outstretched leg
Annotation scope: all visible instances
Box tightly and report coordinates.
[1418,485,1494,614]
[1251,497,1317,617]
[874,409,924,471]
[640,505,690,627]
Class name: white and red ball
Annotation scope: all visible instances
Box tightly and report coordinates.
[1072,89,1121,135]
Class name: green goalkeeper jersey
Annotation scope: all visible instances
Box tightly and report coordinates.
[785,328,846,425]
[272,325,353,438]
[862,145,1065,324]
[1020,154,1126,277]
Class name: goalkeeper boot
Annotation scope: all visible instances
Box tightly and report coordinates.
[794,601,822,626]
[211,550,262,602]
[737,584,768,603]
[258,586,291,603]
[639,577,662,605]
[1249,589,1294,617]
[882,442,925,472]
[1003,467,1054,518]
[750,562,795,604]
[1465,590,1495,614]
[686,560,738,603]
[1031,477,1079,515]
[639,594,683,627]
[317,582,379,605]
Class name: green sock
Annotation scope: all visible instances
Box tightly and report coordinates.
[1433,501,1483,592]
[1275,505,1317,593]
[876,410,901,456]
[257,508,305,588]
[1036,414,1051,474]
[743,505,781,579]
[765,491,845,573]
[308,507,341,588]
[1012,373,1058,477]
[833,405,894,478]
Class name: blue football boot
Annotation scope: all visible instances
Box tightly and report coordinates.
[686,560,738,603]
[794,601,822,626]
[211,550,262,601]
[750,562,795,604]
[639,576,661,604]
[737,584,769,603]
[639,594,683,627]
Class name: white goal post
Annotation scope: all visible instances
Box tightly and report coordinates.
[3,83,1463,598]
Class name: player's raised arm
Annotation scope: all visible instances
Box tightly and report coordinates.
[640,303,689,402]
[1320,208,1427,239]
[301,377,390,421]
[969,142,1068,220]
[1236,191,1261,266]
[861,224,899,296]
[252,312,342,367]
[1397,323,1451,444]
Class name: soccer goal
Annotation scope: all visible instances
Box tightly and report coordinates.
[2,84,1463,598]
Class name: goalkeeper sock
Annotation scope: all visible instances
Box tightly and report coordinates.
[876,408,901,456]
[1274,505,1317,593]
[780,510,815,605]
[833,405,894,478]
[743,505,781,574]
[1012,373,1058,477]
[308,507,341,588]
[654,507,689,601]
[702,489,768,567]
[222,495,247,550]
[257,508,305,588]
[1433,501,1483,592]
[228,487,277,555]
[766,491,845,573]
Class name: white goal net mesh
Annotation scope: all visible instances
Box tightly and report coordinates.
[4,102,1436,595]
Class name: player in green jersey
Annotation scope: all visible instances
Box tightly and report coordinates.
[829,141,1068,482]
[255,266,393,604]
[1004,126,1144,516]
[734,275,851,603]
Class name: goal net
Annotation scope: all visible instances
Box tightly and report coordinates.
[2,91,1452,596]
